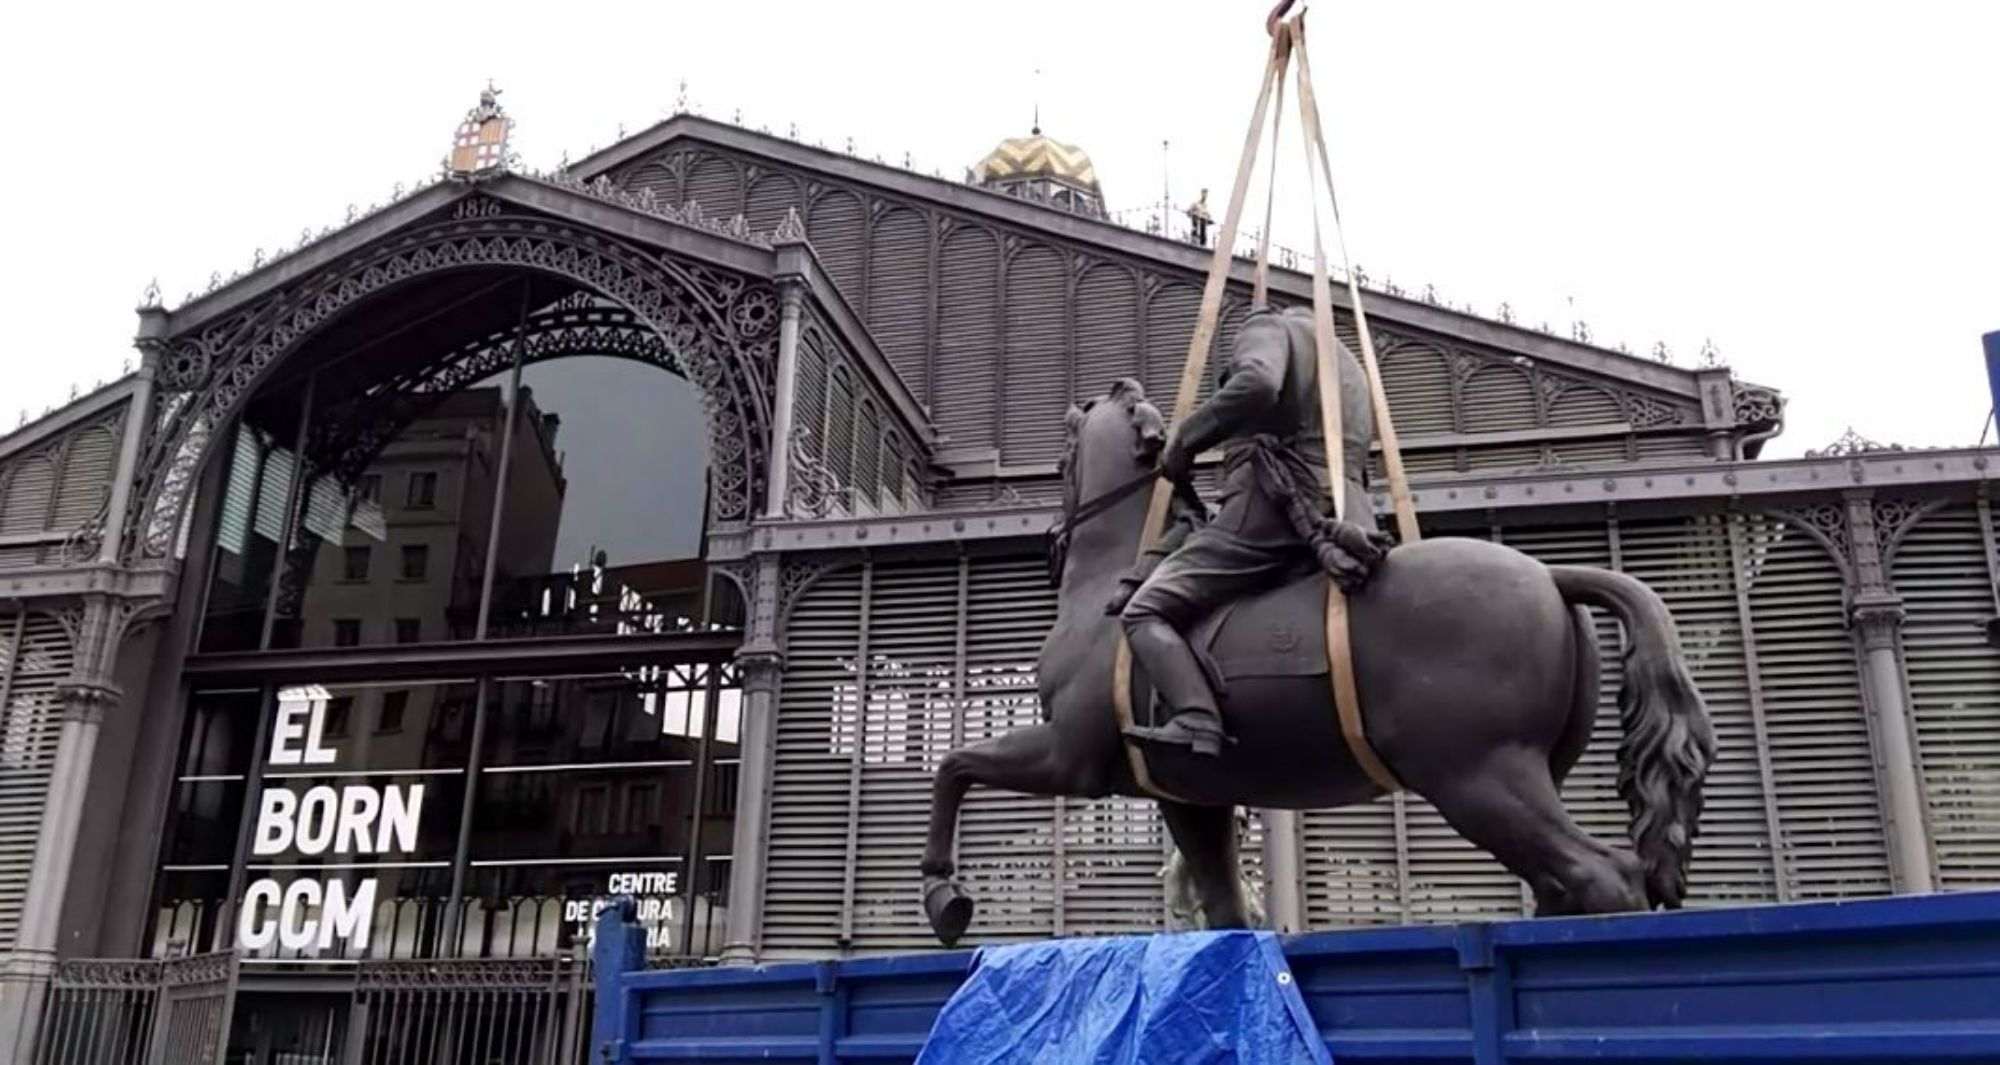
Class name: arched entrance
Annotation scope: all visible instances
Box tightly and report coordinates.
[127,201,783,567]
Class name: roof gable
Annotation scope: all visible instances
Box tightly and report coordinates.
[572,116,1761,403]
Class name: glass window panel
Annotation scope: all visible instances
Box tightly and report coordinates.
[470,765,697,864]
[198,419,305,652]
[273,390,502,649]
[223,865,452,961]
[458,858,690,958]
[484,670,733,768]
[479,356,717,639]
[259,681,477,774]
[151,869,229,958]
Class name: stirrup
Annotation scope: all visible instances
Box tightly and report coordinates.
[1124,712,1231,757]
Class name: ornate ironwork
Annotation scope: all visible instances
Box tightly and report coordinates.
[1770,501,1855,587]
[1874,497,1949,571]
[772,205,808,243]
[1731,382,1783,427]
[1807,427,1904,459]
[1627,393,1685,429]
[129,212,780,562]
[532,168,783,249]
[786,424,842,518]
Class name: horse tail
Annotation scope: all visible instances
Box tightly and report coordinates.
[1549,565,1716,909]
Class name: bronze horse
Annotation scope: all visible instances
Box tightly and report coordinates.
[920,377,1715,944]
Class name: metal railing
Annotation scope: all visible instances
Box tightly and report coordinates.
[32,953,237,1065]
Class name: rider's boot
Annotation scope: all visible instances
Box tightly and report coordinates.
[1122,619,1229,757]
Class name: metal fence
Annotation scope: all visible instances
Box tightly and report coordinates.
[33,952,238,1065]
[348,958,588,1065]
[21,953,728,1065]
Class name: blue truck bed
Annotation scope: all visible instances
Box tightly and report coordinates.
[591,890,2000,1064]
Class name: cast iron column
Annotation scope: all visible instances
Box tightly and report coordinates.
[0,676,121,1065]
[763,283,805,520]
[720,554,785,964]
[1261,810,1304,932]
[1843,491,1934,893]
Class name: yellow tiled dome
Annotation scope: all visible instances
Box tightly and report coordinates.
[973,131,1101,194]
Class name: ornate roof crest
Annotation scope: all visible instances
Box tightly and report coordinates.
[448,81,514,181]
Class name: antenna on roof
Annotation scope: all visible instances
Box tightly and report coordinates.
[1032,64,1042,135]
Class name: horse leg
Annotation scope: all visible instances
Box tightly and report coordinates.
[921,723,1082,946]
[1416,748,1646,916]
[1159,802,1252,929]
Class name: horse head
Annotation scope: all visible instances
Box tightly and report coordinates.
[1049,379,1166,589]
[1061,377,1165,501]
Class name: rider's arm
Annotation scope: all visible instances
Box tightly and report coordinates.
[1171,311,1288,456]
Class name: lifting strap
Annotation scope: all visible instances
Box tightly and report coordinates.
[1288,17,1409,793]
[1113,12,1414,799]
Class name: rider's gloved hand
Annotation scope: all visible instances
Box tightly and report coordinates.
[1317,519,1395,592]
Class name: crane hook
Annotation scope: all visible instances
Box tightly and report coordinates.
[1266,0,1298,36]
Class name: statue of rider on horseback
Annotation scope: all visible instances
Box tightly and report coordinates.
[1115,306,1395,756]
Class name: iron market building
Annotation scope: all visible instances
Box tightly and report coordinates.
[0,93,1996,1061]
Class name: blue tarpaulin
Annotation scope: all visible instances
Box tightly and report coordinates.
[915,931,1332,1065]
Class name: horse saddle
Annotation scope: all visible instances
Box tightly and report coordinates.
[1190,571,1331,682]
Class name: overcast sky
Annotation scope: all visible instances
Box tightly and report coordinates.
[4,1,1993,457]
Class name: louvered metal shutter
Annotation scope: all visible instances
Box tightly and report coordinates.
[1547,438,1634,468]
[1062,795,1166,936]
[50,426,116,530]
[763,565,864,952]
[1374,341,1456,436]
[619,160,680,206]
[682,152,743,218]
[867,207,931,395]
[1623,515,1778,904]
[1892,504,2000,888]
[794,338,829,469]
[1464,445,1545,472]
[1001,245,1069,468]
[1073,264,1140,402]
[0,613,71,949]
[1633,435,1711,462]
[766,554,1175,954]
[808,191,867,305]
[0,457,55,534]
[745,172,801,237]
[824,368,856,498]
[1743,513,1890,898]
[1547,386,1623,428]
[934,226,1000,453]
[848,560,961,950]
[851,403,881,513]
[1143,282,1201,410]
[1460,366,1539,433]
[1299,797,1400,928]
[954,557,1060,941]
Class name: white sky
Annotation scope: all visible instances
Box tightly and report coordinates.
[3,1,1994,457]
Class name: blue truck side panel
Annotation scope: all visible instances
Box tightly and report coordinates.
[594,891,2000,1064]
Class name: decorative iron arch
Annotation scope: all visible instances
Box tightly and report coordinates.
[128,208,782,562]
[305,295,708,486]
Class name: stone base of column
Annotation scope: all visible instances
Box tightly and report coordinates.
[0,949,57,1065]
[718,939,758,967]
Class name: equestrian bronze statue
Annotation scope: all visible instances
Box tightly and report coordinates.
[919,309,1716,944]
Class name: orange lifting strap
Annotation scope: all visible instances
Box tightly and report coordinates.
[1113,10,1416,798]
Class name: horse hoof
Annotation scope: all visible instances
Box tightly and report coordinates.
[924,877,974,946]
